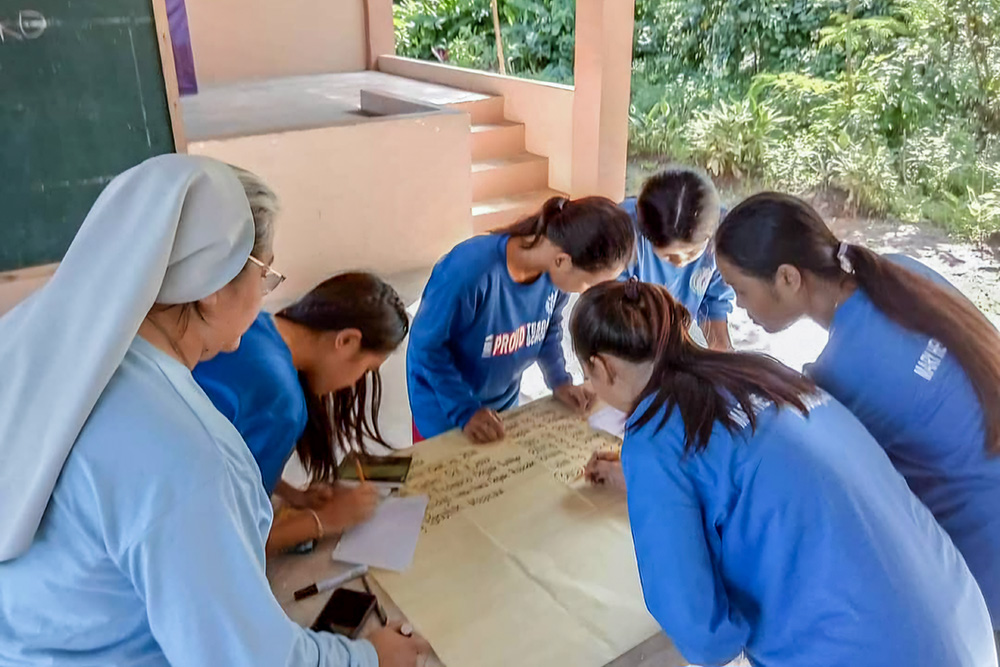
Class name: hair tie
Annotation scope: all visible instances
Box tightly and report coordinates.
[836,242,854,274]
[624,276,641,301]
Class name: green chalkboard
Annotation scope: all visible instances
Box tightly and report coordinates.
[0,0,175,271]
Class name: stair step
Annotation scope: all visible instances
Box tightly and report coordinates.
[472,189,566,232]
[471,121,526,161]
[446,96,504,124]
[472,152,549,202]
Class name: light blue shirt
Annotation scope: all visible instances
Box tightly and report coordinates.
[808,254,1000,627]
[623,392,994,666]
[619,198,735,322]
[0,337,377,666]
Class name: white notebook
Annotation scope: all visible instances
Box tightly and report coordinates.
[332,495,429,572]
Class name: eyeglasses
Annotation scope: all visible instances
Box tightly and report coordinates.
[247,255,286,295]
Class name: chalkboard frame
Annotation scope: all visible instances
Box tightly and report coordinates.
[0,0,185,290]
[152,0,187,154]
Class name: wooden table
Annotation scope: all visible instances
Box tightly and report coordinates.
[266,397,728,667]
[268,514,718,667]
[267,537,696,666]
[267,537,445,666]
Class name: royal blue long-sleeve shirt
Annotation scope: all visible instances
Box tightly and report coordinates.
[808,254,1000,627]
[619,197,734,322]
[622,391,994,666]
[407,234,572,439]
[193,313,308,496]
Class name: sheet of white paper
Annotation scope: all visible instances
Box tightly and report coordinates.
[588,406,628,439]
[333,495,429,571]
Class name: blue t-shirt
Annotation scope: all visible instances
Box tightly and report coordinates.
[622,392,994,666]
[0,337,377,666]
[619,197,734,322]
[407,234,572,439]
[193,313,308,496]
[808,254,1000,626]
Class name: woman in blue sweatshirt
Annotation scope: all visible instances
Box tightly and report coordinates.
[407,196,634,443]
[714,192,1000,631]
[620,166,735,349]
[194,272,409,554]
[571,279,995,666]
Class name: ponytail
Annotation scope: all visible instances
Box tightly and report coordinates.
[499,195,567,247]
[846,244,1000,453]
[496,195,635,272]
[571,280,816,452]
[717,192,1000,453]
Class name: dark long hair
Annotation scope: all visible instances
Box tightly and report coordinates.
[637,166,720,246]
[497,195,635,272]
[571,280,815,452]
[277,273,409,482]
[716,192,1000,454]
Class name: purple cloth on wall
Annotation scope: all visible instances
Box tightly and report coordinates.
[166,0,197,95]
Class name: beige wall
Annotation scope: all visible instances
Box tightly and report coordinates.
[0,266,53,317]
[378,56,576,195]
[186,0,368,86]
[572,0,635,200]
[188,111,473,306]
[364,0,396,69]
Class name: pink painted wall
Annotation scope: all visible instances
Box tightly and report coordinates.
[188,111,473,305]
[185,0,368,86]
[572,0,635,200]
[378,56,576,195]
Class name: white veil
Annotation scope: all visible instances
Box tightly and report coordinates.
[0,154,255,561]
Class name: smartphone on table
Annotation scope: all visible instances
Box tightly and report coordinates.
[310,588,378,639]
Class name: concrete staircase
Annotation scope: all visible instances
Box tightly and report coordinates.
[448,97,565,232]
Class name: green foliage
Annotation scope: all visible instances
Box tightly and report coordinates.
[627,0,1000,237]
[394,0,1000,238]
[688,98,784,179]
[393,0,492,64]
[393,0,576,83]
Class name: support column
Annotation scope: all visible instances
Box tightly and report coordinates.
[571,0,635,200]
[364,0,396,70]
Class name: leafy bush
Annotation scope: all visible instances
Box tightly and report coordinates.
[628,0,1000,237]
[394,0,576,83]
[395,0,1000,238]
[688,98,783,179]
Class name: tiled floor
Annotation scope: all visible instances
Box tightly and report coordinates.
[182,71,490,141]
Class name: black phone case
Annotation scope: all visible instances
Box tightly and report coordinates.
[311,588,378,639]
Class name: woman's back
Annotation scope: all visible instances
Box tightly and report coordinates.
[809,258,1000,623]
[0,337,375,666]
[623,393,994,667]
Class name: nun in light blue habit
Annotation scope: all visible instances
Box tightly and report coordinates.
[0,155,403,665]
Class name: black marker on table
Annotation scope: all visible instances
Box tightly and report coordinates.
[294,563,369,601]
